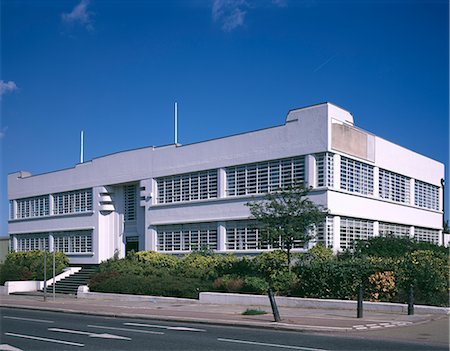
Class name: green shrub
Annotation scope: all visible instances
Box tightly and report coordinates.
[302,244,334,263]
[355,236,448,258]
[91,241,449,306]
[242,276,269,294]
[99,251,179,277]
[396,250,449,306]
[294,258,374,300]
[89,271,211,299]
[178,253,220,280]
[217,255,255,277]
[270,271,299,295]
[0,251,69,284]
[252,250,288,281]
[212,274,269,294]
[212,275,244,292]
[242,308,267,315]
[134,251,178,269]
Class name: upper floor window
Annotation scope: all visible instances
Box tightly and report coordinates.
[124,184,137,221]
[157,170,218,204]
[53,188,93,215]
[15,195,49,219]
[9,200,14,220]
[226,156,305,197]
[379,169,410,204]
[316,153,334,188]
[340,157,373,195]
[414,180,439,210]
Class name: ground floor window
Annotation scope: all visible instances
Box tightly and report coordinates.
[225,221,307,251]
[16,234,49,251]
[379,222,410,238]
[157,223,217,251]
[53,230,93,254]
[340,217,374,249]
[414,227,439,244]
[314,216,334,248]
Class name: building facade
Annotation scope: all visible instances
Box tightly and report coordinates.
[8,103,445,264]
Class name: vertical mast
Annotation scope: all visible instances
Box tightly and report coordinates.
[80,130,84,163]
[174,102,178,145]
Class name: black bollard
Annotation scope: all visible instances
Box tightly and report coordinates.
[357,283,363,318]
[408,284,414,315]
[267,288,281,322]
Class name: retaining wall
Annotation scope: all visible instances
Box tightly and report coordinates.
[76,287,449,315]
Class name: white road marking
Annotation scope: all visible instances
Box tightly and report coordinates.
[87,325,164,335]
[0,344,23,351]
[273,323,348,331]
[352,321,414,330]
[4,333,84,347]
[49,328,131,340]
[124,322,206,332]
[3,316,54,324]
[217,338,330,351]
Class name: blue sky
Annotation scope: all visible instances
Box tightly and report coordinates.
[1,0,448,234]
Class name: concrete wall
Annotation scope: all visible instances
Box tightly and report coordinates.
[76,289,449,315]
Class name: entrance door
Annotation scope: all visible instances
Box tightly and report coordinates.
[125,236,139,254]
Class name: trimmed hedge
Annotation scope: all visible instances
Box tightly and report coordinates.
[0,251,69,284]
[89,271,210,299]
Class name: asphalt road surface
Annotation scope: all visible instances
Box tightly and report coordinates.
[0,308,447,351]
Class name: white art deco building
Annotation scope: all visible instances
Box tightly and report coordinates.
[8,103,445,264]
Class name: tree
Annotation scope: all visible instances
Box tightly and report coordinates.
[246,184,327,269]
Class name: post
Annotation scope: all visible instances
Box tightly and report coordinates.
[52,250,56,301]
[174,102,178,145]
[267,288,281,322]
[408,284,414,315]
[43,250,47,302]
[357,283,363,318]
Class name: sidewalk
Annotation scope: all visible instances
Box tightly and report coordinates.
[1,292,448,346]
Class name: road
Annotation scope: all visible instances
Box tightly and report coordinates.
[0,308,447,351]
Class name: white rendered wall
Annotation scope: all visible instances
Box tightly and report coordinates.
[8,102,445,262]
[327,191,442,229]
[148,192,327,226]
